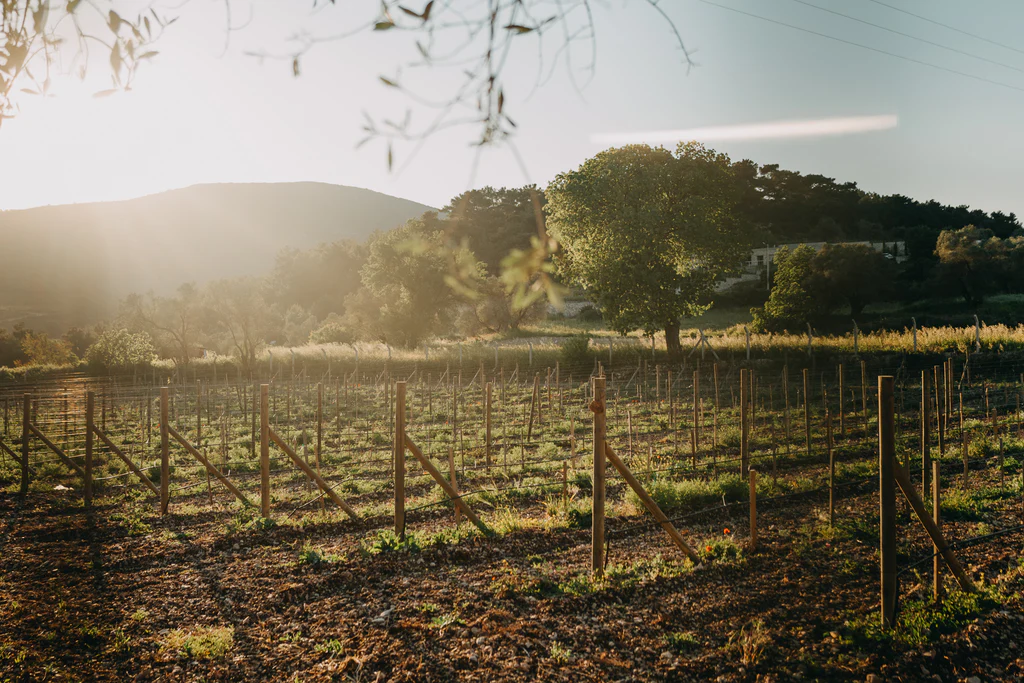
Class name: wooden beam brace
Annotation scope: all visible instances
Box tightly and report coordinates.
[167,424,253,508]
[892,461,975,593]
[269,428,360,520]
[91,425,159,497]
[605,444,701,564]
[404,435,491,536]
[28,422,86,478]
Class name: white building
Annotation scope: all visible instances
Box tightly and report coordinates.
[718,240,907,291]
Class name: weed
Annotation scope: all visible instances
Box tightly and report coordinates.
[848,588,1000,647]
[665,631,700,654]
[941,488,986,521]
[298,543,342,566]
[163,626,234,659]
[313,639,346,657]
[359,529,422,555]
[549,642,573,663]
[727,619,770,666]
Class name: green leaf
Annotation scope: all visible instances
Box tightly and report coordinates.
[138,51,158,60]
[374,20,396,31]
[110,43,122,81]
[108,10,123,33]
[422,0,434,20]
[67,0,81,13]
[504,24,534,34]
[379,76,398,87]
[292,57,300,77]
[387,143,393,171]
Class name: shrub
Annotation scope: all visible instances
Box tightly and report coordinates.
[560,334,591,366]
[162,626,234,659]
[308,319,354,345]
[576,305,603,322]
[86,329,155,369]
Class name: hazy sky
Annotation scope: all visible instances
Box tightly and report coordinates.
[1,0,1022,217]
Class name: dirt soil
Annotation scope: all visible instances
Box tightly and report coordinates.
[1,465,1023,683]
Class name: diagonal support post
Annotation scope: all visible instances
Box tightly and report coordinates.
[167,424,253,508]
[605,444,701,563]
[270,428,360,520]
[404,435,490,536]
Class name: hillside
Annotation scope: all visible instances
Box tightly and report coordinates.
[0,183,433,333]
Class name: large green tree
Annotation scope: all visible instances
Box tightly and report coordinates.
[547,142,750,357]
[933,225,1023,306]
[808,243,896,316]
[346,218,479,347]
[751,245,822,333]
[441,187,544,276]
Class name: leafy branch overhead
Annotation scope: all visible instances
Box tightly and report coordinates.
[0,1,171,123]
[274,0,695,171]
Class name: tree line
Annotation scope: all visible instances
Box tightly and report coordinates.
[2,143,1020,370]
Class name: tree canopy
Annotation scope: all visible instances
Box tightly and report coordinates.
[547,142,751,357]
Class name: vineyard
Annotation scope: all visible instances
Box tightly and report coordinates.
[1,353,1023,681]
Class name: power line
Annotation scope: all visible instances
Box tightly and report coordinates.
[788,0,1024,75]
[863,0,1024,58]
[694,0,1024,95]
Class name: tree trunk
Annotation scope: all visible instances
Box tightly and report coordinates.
[665,319,682,360]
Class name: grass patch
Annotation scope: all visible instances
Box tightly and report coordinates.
[847,588,1000,647]
[665,631,700,654]
[162,626,234,659]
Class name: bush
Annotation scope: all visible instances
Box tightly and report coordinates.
[86,329,155,369]
[576,305,603,322]
[308,319,354,345]
[560,334,591,366]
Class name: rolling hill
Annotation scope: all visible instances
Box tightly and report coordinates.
[0,182,434,334]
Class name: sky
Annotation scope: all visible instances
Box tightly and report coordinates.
[1,0,1022,218]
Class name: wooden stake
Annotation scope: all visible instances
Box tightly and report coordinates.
[921,371,931,498]
[592,376,607,575]
[749,469,758,551]
[316,382,324,511]
[448,447,460,525]
[85,392,94,508]
[160,388,170,515]
[740,369,749,476]
[932,460,942,604]
[879,375,896,629]
[260,384,270,518]
[485,382,492,469]
[803,368,812,457]
[395,381,406,537]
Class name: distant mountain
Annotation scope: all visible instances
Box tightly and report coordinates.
[0,182,434,333]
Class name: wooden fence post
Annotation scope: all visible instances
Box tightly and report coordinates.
[921,370,931,498]
[448,447,460,525]
[316,382,324,511]
[485,382,492,469]
[20,394,29,496]
[960,392,967,485]
[838,363,845,435]
[740,369,749,476]
[160,387,170,515]
[749,469,757,551]
[933,460,942,604]
[828,410,834,526]
[592,376,606,575]
[879,375,896,629]
[85,392,94,508]
[395,381,406,538]
[803,368,811,457]
[260,384,270,517]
